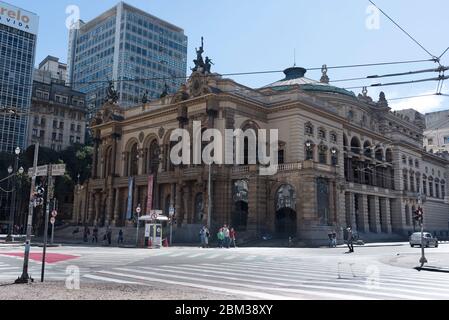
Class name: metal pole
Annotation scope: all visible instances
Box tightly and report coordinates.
[170,220,173,246]
[207,164,212,230]
[41,165,53,282]
[6,154,19,241]
[51,198,56,245]
[420,218,427,267]
[16,143,39,284]
[135,205,140,247]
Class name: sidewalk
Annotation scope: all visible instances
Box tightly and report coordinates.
[382,252,449,271]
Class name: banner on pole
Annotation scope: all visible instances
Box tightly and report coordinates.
[146,175,154,214]
[126,177,134,220]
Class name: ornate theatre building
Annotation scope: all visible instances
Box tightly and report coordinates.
[73,50,449,245]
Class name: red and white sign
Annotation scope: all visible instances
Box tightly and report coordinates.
[51,210,57,217]
[50,217,56,224]
[146,175,154,214]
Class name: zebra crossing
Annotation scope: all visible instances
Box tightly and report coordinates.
[83,258,449,300]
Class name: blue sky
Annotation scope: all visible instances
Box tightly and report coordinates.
[9,0,449,113]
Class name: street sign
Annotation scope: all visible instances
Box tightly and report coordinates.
[51,210,57,217]
[169,206,175,217]
[28,165,48,177]
[136,206,141,214]
[50,164,66,176]
[28,164,66,177]
[50,217,55,225]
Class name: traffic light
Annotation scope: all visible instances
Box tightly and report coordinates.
[32,185,45,207]
[414,207,424,224]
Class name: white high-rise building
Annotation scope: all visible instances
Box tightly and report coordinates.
[67,1,188,111]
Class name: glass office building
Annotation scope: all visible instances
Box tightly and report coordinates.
[0,1,39,153]
[67,2,188,110]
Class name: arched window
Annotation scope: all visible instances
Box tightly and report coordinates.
[125,142,139,176]
[441,180,446,199]
[363,141,372,158]
[318,128,326,140]
[375,148,383,161]
[144,140,160,174]
[330,132,337,144]
[351,137,361,154]
[318,144,328,164]
[103,146,113,178]
[305,122,314,136]
[435,178,440,198]
[402,156,407,164]
[429,177,434,197]
[422,175,427,195]
[343,134,348,152]
[194,193,204,223]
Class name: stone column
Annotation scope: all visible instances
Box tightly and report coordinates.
[87,192,94,224]
[113,188,120,226]
[106,188,114,226]
[94,193,101,226]
[380,198,392,234]
[345,192,356,228]
[175,183,183,227]
[369,196,381,233]
[359,194,370,233]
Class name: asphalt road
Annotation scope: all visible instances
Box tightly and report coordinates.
[0,242,448,300]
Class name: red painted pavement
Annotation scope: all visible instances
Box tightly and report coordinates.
[1,252,79,263]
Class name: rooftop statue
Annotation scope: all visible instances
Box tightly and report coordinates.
[106,81,119,104]
[191,37,212,73]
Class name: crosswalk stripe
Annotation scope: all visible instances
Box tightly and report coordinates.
[84,274,141,284]
[244,256,257,261]
[234,261,449,286]
[168,253,187,257]
[205,254,221,259]
[223,255,238,260]
[95,270,296,300]
[188,264,449,298]
[109,267,372,300]
[187,253,207,258]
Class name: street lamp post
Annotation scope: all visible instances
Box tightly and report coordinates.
[6,147,20,242]
[15,143,39,284]
[135,204,141,247]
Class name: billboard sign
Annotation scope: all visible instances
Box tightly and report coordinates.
[0,2,39,35]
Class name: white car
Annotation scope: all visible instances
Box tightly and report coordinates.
[409,232,439,248]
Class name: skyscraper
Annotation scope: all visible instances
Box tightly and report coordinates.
[67,1,188,111]
[0,1,39,153]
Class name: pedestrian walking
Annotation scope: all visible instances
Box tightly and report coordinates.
[118,229,124,245]
[199,226,210,248]
[217,228,224,248]
[346,227,354,253]
[332,230,337,248]
[83,225,90,242]
[229,227,237,248]
[223,224,230,248]
[328,231,333,248]
[92,226,98,243]
[106,227,112,245]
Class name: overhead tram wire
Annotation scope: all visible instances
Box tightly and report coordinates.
[344,75,449,91]
[368,0,438,63]
[330,66,449,84]
[0,58,435,89]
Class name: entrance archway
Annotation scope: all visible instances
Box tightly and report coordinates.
[275,184,297,237]
[275,208,297,236]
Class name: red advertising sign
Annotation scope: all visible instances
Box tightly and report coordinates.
[146,175,154,214]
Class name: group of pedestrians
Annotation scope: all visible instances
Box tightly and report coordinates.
[83,225,124,246]
[199,224,237,248]
[327,227,355,253]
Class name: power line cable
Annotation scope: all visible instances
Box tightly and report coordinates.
[368,0,437,61]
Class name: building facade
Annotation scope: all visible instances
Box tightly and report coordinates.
[0,1,38,153]
[424,109,449,155]
[67,1,188,111]
[28,62,87,150]
[73,61,449,245]
[34,55,68,83]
